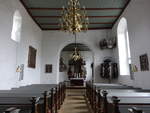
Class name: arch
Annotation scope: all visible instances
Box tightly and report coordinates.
[117,17,131,76]
[11,10,22,42]
[57,42,95,83]
[58,40,95,56]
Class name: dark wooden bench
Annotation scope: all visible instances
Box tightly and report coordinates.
[86,82,139,113]
[85,82,150,113]
[128,107,143,113]
[0,82,66,113]
[102,91,150,113]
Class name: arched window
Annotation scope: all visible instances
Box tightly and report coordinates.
[117,17,131,76]
[11,10,22,42]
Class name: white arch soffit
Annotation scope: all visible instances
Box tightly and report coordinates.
[59,41,95,56]
[57,40,95,64]
[57,41,95,70]
[11,10,22,42]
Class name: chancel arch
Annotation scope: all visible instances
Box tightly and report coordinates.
[59,43,94,86]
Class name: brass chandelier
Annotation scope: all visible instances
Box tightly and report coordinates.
[71,47,81,61]
[60,0,89,34]
[60,0,89,62]
[70,34,82,61]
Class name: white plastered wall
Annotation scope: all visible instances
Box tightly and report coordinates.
[112,0,150,89]
[0,0,42,89]
[41,30,113,84]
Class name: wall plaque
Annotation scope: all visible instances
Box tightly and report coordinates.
[45,64,52,73]
[28,46,37,68]
[140,54,149,71]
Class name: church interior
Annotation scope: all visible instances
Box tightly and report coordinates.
[0,0,150,113]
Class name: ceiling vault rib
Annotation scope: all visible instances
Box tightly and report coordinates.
[28,8,123,11]
[112,0,131,28]
[33,16,118,18]
[19,0,42,30]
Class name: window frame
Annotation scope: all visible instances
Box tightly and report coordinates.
[117,17,131,76]
[11,10,22,43]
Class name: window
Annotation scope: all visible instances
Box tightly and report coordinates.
[11,10,22,42]
[117,17,131,76]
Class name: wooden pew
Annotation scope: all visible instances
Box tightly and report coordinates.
[0,96,41,113]
[4,107,20,113]
[86,82,150,113]
[0,83,66,113]
[86,82,137,113]
[0,85,56,113]
[128,107,143,113]
[0,91,51,113]
[102,91,150,113]
[103,96,144,113]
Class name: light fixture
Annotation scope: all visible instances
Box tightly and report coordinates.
[60,0,89,34]
[70,34,82,61]
[60,0,88,62]
[71,47,81,61]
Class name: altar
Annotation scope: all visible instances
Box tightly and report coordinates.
[70,78,84,86]
[67,49,86,86]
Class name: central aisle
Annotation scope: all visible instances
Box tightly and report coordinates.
[59,88,91,113]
